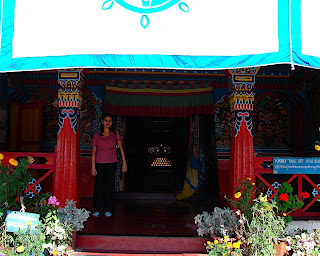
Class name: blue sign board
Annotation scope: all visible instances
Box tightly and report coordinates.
[273,157,320,174]
[6,211,39,233]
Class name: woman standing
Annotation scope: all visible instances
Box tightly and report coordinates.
[91,114,127,217]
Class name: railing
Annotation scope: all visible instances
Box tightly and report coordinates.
[255,157,320,217]
[2,152,56,198]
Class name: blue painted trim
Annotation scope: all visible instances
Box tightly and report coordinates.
[114,0,180,13]
[291,0,320,68]
[0,0,291,72]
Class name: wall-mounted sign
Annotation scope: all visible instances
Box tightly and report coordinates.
[6,211,39,233]
[273,157,320,174]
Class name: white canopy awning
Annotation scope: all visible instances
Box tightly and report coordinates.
[0,0,319,72]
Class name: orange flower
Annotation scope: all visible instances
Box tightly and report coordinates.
[0,153,4,161]
[9,158,18,167]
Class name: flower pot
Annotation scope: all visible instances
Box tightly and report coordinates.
[276,241,287,256]
[67,231,77,252]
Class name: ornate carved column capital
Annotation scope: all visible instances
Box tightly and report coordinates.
[228,67,260,112]
[58,70,84,109]
[57,70,84,134]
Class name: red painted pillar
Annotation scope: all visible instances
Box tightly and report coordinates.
[53,70,84,206]
[228,68,259,194]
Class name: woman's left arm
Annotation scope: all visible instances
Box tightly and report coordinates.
[118,140,127,172]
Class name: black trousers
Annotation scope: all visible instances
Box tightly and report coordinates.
[93,162,116,214]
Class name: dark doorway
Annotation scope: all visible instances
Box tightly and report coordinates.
[125,117,189,193]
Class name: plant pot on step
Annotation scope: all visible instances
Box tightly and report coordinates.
[67,231,77,252]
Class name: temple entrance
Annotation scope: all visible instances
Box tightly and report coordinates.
[125,116,189,193]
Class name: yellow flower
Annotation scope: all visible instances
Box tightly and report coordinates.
[234,192,241,199]
[16,246,25,253]
[265,205,271,211]
[0,153,4,160]
[223,246,226,249]
[315,145,320,151]
[214,240,219,244]
[283,213,287,216]
[27,221,32,225]
[252,183,255,186]
[233,241,241,249]
[227,242,231,248]
[207,241,211,245]
[210,246,213,249]
[247,177,251,181]
[260,194,268,202]
[52,251,57,256]
[224,236,229,241]
[9,158,18,167]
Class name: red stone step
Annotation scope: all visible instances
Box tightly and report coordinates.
[75,235,208,254]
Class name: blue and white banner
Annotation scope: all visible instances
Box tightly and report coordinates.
[273,157,320,174]
[0,0,311,71]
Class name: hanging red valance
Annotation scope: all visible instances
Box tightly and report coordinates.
[104,85,214,117]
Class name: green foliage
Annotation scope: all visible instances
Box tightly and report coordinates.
[25,193,55,219]
[226,177,262,222]
[0,158,32,221]
[0,221,45,256]
[42,209,72,255]
[275,182,304,223]
[236,194,286,256]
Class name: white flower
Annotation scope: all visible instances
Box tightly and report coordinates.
[54,222,65,234]
[46,227,53,235]
[42,243,53,249]
[57,245,66,252]
[286,236,292,243]
[53,232,64,240]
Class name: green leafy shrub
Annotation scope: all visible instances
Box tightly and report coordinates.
[274,182,304,223]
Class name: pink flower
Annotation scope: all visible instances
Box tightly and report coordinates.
[48,196,60,206]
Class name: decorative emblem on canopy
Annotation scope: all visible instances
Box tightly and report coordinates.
[102,0,189,29]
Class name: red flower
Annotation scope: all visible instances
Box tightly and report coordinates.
[279,193,289,202]
[301,192,309,198]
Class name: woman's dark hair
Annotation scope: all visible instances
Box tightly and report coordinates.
[100,113,115,136]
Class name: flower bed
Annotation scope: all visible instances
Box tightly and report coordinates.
[0,154,90,255]
[195,177,315,256]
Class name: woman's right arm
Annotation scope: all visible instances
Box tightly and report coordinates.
[91,146,97,176]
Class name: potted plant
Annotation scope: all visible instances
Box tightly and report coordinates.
[194,207,240,239]
[0,154,90,255]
